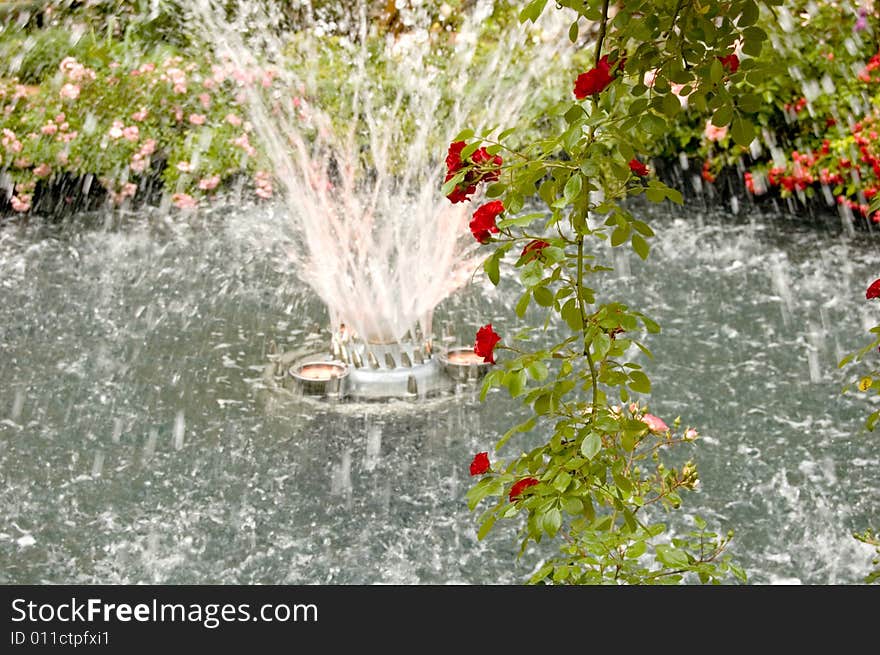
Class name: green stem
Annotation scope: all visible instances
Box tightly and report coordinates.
[577,236,600,416]
[594,0,610,69]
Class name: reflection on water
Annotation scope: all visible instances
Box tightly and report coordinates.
[0,205,878,584]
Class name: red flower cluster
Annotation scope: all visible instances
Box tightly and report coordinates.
[509,477,539,502]
[469,452,490,476]
[521,239,550,259]
[469,200,504,243]
[783,96,809,115]
[701,159,716,183]
[858,50,880,83]
[628,158,649,177]
[444,140,503,203]
[718,53,740,73]
[573,55,623,99]
[474,323,501,364]
[748,115,880,222]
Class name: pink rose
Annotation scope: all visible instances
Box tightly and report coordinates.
[198,175,221,191]
[60,83,80,100]
[704,121,729,142]
[172,193,197,209]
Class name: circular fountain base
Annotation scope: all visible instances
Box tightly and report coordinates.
[346,357,448,399]
[263,338,491,404]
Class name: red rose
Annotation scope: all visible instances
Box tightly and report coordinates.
[573,54,618,99]
[509,477,540,502]
[469,200,504,243]
[628,158,649,177]
[521,239,550,259]
[445,170,477,203]
[474,323,501,364]
[469,452,490,476]
[444,141,503,203]
[867,279,880,300]
[472,147,503,182]
[718,53,739,73]
[446,140,466,173]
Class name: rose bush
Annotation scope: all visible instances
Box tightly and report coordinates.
[839,276,880,584]
[452,0,779,584]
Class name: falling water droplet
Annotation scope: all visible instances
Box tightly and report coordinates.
[172,411,185,451]
[91,451,105,477]
[364,425,381,472]
[10,389,24,421]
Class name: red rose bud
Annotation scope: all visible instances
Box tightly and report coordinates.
[521,239,550,259]
[469,452,490,476]
[474,323,501,364]
[628,158,649,177]
[718,53,739,73]
[469,200,504,243]
[509,477,540,502]
[867,278,880,300]
[573,54,617,99]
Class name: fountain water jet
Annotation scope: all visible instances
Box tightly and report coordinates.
[190,0,574,399]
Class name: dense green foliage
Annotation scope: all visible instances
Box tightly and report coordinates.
[455,0,780,584]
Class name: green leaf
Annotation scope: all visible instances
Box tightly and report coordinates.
[484,253,500,285]
[520,260,543,288]
[542,508,562,537]
[730,115,755,147]
[662,92,681,117]
[568,20,579,43]
[527,361,549,381]
[498,212,545,228]
[534,393,552,415]
[639,313,661,333]
[507,368,528,398]
[460,141,481,160]
[710,59,724,84]
[580,431,602,459]
[656,545,689,569]
[533,286,554,307]
[738,0,759,27]
[611,225,630,247]
[477,514,497,540]
[452,128,474,141]
[563,497,583,514]
[711,104,733,127]
[737,93,762,114]
[640,112,667,136]
[480,369,504,401]
[626,541,647,559]
[564,173,583,203]
[519,0,548,23]
[485,183,506,198]
[553,471,572,493]
[466,478,503,510]
[645,187,666,203]
[628,371,651,394]
[593,332,611,360]
[515,291,531,318]
[631,233,650,260]
[632,220,655,237]
[561,299,583,331]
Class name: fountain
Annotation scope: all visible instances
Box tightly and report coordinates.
[189,0,573,401]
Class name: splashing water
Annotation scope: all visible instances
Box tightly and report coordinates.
[190,0,572,345]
